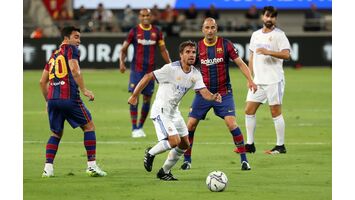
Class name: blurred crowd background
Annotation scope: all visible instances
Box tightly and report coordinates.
[24,0,332,39]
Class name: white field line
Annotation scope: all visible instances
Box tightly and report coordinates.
[23,141,330,145]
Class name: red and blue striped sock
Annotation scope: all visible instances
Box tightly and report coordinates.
[183,130,195,163]
[45,136,60,163]
[130,104,138,130]
[230,127,247,162]
[84,131,96,161]
[138,101,150,129]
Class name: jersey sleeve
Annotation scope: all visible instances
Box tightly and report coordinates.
[67,45,79,61]
[249,33,256,53]
[226,40,238,60]
[193,70,206,90]
[126,28,135,44]
[278,32,291,51]
[157,29,165,46]
[153,64,172,83]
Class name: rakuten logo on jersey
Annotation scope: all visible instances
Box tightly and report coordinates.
[200,58,224,66]
[137,39,156,45]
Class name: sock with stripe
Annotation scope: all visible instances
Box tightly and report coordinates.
[84,131,96,161]
[130,104,138,130]
[162,147,185,173]
[273,114,285,146]
[230,127,248,163]
[138,100,150,129]
[148,140,172,156]
[245,114,256,144]
[45,136,61,164]
[183,130,195,163]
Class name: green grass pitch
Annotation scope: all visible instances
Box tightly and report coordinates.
[23,67,331,200]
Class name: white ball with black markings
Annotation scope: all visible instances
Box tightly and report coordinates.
[206,171,228,192]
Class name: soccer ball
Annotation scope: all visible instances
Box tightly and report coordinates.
[206,171,228,192]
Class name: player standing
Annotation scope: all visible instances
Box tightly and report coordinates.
[39,26,107,177]
[120,8,171,138]
[180,18,257,170]
[128,41,222,180]
[244,6,291,154]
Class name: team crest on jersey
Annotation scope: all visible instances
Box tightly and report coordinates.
[130,83,135,88]
[216,48,223,54]
[176,76,181,81]
[269,36,272,42]
[151,32,157,39]
[168,127,173,132]
[191,78,196,83]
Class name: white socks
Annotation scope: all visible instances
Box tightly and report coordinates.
[87,160,97,168]
[245,114,256,144]
[273,114,285,146]
[44,163,53,171]
[148,140,172,156]
[162,147,185,173]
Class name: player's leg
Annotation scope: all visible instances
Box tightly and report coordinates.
[224,116,250,170]
[42,100,65,177]
[265,81,286,154]
[244,101,261,152]
[244,85,266,152]
[137,80,155,137]
[214,93,250,170]
[65,100,107,176]
[144,115,179,172]
[181,117,199,169]
[128,72,140,137]
[182,94,210,169]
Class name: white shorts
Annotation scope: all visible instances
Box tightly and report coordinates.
[246,80,285,105]
[152,113,188,141]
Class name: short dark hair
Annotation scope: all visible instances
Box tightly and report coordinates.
[61,26,80,40]
[262,6,278,17]
[179,40,196,53]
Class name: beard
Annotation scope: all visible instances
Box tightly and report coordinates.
[264,21,274,29]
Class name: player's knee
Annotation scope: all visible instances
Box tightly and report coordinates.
[168,136,181,148]
[82,121,95,132]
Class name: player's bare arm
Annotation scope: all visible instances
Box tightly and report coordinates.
[234,57,257,93]
[39,69,50,101]
[128,72,154,105]
[248,51,254,76]
[159,44,172,64]
[119,41,130,73]
[198,88,222,103]
[256,48,290,60]
[68,59,94,101]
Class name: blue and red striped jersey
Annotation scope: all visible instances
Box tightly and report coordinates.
[126,24,165,73]
[44,44,81,100]
[198,37,239,95]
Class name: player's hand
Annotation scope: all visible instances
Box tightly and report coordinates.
[83,89,95,101]
[212,93,222,103]
[256,48,270,55]
[248,80,258,93]
[119,63,126,73]
[128,95,138,106]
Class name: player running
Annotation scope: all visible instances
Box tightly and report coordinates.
[128,41,221,181]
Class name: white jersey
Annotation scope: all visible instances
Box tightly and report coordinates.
[150,61,206,118]
[249,28,291,84]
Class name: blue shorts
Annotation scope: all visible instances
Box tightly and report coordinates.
[47,99,92,133]
[128,72,154,96]
[189,92,236,120]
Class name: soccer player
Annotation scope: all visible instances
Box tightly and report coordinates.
[180,18,257,171]
[39,26,107,177]
[128,41,222,181]
[244,6,291,154]
[120,8,171,138]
